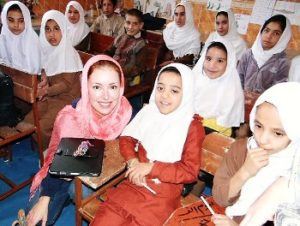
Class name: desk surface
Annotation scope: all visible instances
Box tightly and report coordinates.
[79,140,126,190]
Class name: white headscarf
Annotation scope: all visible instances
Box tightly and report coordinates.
[288,55,300,82]
[65,1,90,47]
[0,1,41,74]
[163,1,200,58]
[40,10,83,76]
[193,38,244,128]
[122,63,195,163]
[251,15,292,68]
[205,9,247,60]
[226,82,300,217]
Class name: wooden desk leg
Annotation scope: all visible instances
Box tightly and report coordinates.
[75,177,83,226]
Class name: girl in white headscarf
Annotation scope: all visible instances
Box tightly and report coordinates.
[212,82,300,226]
[193,38,244,137]
[238,14,292,93]
[24,10,83,150]
[0,1,41,74]
[65,1,90,50]
[90,63,205,226]
[161,1,201,67]
[205,9,247,61]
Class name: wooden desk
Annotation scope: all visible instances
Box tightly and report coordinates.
[75,140,126,225]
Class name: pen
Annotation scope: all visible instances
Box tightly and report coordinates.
[201,196,215,215]
[142,183,157,195]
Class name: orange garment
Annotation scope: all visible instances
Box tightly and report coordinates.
[91,115,205,226]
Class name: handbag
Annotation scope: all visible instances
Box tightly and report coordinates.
[0,71,20,127]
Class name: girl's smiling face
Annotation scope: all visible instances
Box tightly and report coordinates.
[203,46,227,79]
[155,71,182,115]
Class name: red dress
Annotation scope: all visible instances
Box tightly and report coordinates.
[91,115,205,226]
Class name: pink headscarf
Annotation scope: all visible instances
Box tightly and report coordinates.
[30,55,132,197]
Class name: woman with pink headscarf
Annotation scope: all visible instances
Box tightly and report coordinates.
[26,55,132,226]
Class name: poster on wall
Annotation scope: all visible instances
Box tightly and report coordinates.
[206,0,232,11]
[141,0,176,20]
[250,0,276,25]
[273,1,300,26]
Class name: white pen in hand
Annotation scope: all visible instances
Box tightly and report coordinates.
[142,183,156,195]
[201,196,215,215]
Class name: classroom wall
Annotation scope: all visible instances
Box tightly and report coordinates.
[32,0,100,17]
[124,0,300,59]
[31,0,300,58]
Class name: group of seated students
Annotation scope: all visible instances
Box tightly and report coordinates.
[0,0,299,225]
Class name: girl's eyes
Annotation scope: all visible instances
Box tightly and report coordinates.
[205,56,212,61]
[110,85,119,90]
[254,124,262,129]
[171,89,180,94]
[274,132,284,137]
[217,59,225,63]
[157,86,164,91]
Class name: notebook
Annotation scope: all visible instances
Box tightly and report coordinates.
[49,138,105,177]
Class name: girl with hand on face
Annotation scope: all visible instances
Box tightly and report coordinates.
[24,10,83,150]
[0,1,41,74]
[193,38,244,137]
[26,55,132,226]
[238,14,292,94]
[205,10,247,61]
[212,82,300,226]
[65,1,90,51]
[161,1,201,67]
[90,63,205,226]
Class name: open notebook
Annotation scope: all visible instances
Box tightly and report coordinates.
[49,138,104,177]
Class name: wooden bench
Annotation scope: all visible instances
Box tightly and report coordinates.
[75,132,235,226]
[88,32,114,54]
[0,64,43,201]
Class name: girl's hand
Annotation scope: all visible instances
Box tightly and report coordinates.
[211,214,238,226]
[241,148,269,179]
[27,196,50,226]
[38,72,48,89]
[125,162,154,186]
[37,84,48,101]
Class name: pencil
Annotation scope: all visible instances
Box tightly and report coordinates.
[201,196,215,215]
[142,183,157,195]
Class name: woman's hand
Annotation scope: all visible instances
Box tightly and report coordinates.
[125,162,154,186]
[240,148,269,179]
[211,214,238,226]
[27,196,50,226]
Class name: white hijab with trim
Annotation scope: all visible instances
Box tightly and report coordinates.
[121,63,195,163]
[193,37,244,128]
[226,82,300,217]
[206,9,247,60]
[251,15,291,68]
[39,10,83,77]
[65,1,90,46]
[163,1,200,58]
[0,1,41,74]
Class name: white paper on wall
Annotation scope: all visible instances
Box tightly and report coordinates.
[206,0,232,11]
[250,0,276,25]
[235,13,250,35]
